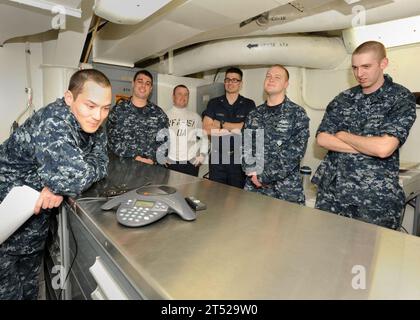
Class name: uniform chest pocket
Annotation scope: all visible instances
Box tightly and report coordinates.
[272,119,291,147]
[359,97,391,133]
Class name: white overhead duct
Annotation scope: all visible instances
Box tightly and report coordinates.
[152,36,348,76]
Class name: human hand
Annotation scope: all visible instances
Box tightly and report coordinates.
[135,156,154,165]
[251,175,262,188]
[210,128,231,136]
[230,128,242,135]
[34,187,63,215]
[192,155,205,167]
[248,172,262,188]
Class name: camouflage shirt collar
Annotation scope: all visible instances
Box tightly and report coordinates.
[57,97,82,132]
[57,97,95,143]
[356,74,394,98]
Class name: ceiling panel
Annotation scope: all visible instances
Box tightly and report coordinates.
[0,0,82,45]
[94,20,201,66]
[165,2,233,30]
[0,1,51,44]
[192,0,289,21]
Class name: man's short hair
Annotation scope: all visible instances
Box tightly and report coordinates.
[68,69,111,99]
[353,41,387,60]
[270,64,290,80]
[225,67,243,80]
[173,84,189,95]
[133,69,154,84]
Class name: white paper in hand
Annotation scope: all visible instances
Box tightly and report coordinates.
[0,185,40,245]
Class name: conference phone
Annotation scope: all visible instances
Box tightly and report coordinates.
[101,185,197,227]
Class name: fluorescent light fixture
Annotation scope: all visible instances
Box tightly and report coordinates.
[343,15,420,52]
[9,0,81,18]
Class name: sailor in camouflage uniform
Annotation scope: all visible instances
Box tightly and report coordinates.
[0,69,112,299]
[243,65,309,205]
[107,70,169,165]
[312,41,416,230]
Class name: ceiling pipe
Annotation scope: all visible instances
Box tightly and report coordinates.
[152,36,348,76]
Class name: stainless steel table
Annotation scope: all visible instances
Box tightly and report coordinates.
[60,157,420,299]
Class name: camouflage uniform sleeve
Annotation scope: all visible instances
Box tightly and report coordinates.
[106,104,135,158]
[34,118,108,197]
[84,128,109,180]
[152,111,170,163]
[316,95,343,136]
[242,111,262,175]
[260,110,310,183]
[380,91,416,146]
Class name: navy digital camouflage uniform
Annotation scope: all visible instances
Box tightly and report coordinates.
[202,95,256,188]
[312,75,417,230]
[107,99,169,163]
[0,98,108,299]
[243,97,310,204]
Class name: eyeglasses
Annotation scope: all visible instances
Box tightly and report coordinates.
[224,78,241,84]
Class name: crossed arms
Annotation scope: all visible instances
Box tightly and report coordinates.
[203,116,243,136]
[317,131,399,159]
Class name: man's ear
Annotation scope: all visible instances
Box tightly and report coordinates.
[380,57,389,70]
[64,90,74,106]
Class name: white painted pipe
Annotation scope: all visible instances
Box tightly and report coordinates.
[154,36,347,76]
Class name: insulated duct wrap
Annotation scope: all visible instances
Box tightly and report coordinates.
[155,36,348,75]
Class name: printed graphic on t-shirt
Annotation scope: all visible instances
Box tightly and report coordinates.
[170,118,196,136]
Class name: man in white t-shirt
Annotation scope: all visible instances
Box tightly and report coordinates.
[166,85,207,176]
